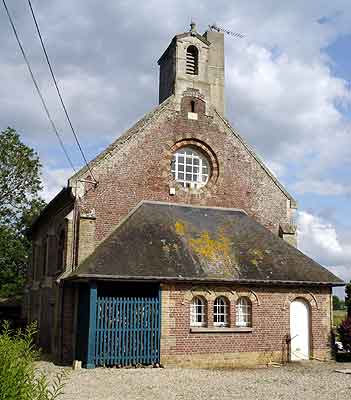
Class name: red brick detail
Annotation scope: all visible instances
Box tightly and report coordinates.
[78,105,291,242]
[181,96,206,115]
[161,284,332,360]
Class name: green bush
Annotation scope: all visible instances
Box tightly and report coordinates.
[338,316,351,352]
[0,321,67,400]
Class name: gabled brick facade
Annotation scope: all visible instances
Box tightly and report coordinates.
[24,24,341,367]
[70,93,296,253]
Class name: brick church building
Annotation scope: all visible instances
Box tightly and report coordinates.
[25,23,343,368]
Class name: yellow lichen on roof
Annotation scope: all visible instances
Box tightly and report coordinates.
[174,221,186,235]
[189,231,231,262]
[249,248,265,266]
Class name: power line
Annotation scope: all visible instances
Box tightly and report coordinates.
[27,0,97,183]
[2,0,76,173]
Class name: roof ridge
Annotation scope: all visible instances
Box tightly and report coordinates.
[142,200,248,214]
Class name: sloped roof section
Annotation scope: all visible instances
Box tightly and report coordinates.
[68,201,343,286]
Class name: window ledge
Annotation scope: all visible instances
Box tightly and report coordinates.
[190,327,253,333]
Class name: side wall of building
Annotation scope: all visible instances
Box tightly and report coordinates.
[160,283,332,367]
[24,201,75,360]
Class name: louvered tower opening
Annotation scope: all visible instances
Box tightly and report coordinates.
[186,45,198,75]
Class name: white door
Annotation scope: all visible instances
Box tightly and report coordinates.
[290,299,310,361]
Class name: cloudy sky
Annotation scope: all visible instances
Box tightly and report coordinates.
[1,0,350,296]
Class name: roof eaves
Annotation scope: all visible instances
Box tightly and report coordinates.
[64,273,345,287]
[214,109,297,208]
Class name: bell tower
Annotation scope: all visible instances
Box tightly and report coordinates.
[158,22,225,116]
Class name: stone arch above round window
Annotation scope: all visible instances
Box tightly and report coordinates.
[170,139,219,191]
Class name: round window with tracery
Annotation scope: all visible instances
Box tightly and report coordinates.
[171,146,210,189]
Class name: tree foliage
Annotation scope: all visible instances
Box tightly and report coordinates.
[0,128,45,298]
[346,281,351,318]
[333,295,342,310]
[0,128,43,228]
[338,316,351,352]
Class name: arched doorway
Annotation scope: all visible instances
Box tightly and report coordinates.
[290,299,310,361]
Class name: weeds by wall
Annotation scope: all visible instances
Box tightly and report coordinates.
[0,321,67,400]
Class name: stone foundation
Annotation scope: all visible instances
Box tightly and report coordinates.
[161,351,283,368]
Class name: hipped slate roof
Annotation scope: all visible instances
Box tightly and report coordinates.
[68,201,343,286]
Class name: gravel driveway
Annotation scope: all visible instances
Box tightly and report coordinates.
[38,360,351,400]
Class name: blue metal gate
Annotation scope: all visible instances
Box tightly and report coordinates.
[92,294,161,366]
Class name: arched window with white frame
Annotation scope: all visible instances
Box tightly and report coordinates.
[236,297,252,327]
[190,296,206,327]
[213,296,229,327]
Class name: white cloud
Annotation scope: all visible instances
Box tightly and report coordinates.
[292,180,351,196]
[297,210,351,289]
[298,211,343,255]
[41,167,71,202]
[226,41,350,160]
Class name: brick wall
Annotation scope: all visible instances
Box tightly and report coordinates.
[160,283,332,367]
[75,95,294,246]
[61,285,75,363]
[25,201,75,361]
